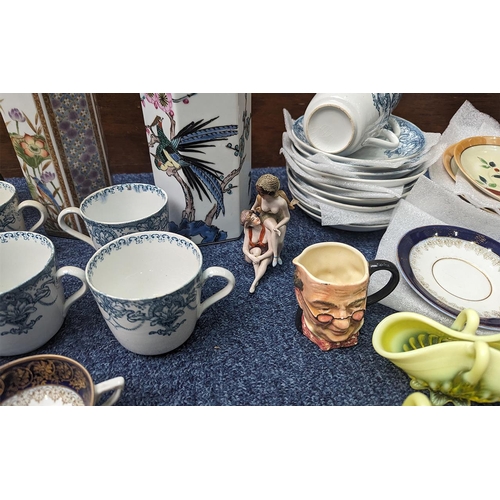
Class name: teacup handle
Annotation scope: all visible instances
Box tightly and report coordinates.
[58,207,95,248]
[367,260,400,306]
[17,199,48,232]
[362,127,400,150]
[94,376,125,406]
[55,266,89,316]
[198,266,236,317]
[462,341,490,387]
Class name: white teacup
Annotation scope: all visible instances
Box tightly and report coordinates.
[86,231,236,355]
[303,93,402,155]
[0,354,124,406]
[0,231,88,356]
[0,180,47,232]
[58,183,169,249]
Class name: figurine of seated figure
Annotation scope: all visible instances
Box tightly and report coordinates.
[240,210,274,293]
[251,174,294,267]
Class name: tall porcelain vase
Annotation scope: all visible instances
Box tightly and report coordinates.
[140,93,252,245]
[0,93,112,237]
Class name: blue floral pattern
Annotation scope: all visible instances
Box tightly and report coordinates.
[81,184,169,248]
[0,232,59,336]
[87,233,202,338]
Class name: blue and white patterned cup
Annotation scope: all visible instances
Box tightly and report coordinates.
[57,183,169,249]
[303,93,403,155]
[0,180,47,233]
[0,231,88,356]
[86,231,236,355]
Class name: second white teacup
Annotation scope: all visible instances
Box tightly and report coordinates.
[86,231,236,355]
[58,183,169,249]
[303,93,402,155]
[0,180,47,233]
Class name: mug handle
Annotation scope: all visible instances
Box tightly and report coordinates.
[17,200,48,232]
[362,127,400,150]
[462,341,490,387]
[367,260,400,306]
[55,266,89,316]
[58,207,95,248]
[94,376,125,406]
[198,266,236,317]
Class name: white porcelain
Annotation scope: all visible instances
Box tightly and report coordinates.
[287,170,397,212]
[293,114,425,166]
[58,183,169,249]
[291,151,428,188]
[140,93,252,244]
[0,180,47,232]
[0,354,124,406]
[0,232,88,356]
[397,225,500,330]
[288,167,408,207]
[303,93,402,155]
[86,231,236,355]
[287,176,392,232]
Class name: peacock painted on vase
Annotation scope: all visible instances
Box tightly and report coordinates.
[146,100,241,243]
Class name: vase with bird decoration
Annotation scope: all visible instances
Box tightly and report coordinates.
[140,93,252,245]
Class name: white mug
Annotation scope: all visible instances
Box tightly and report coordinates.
[0,231,88,356]
[86,231,236,355]
[303,93,402,155]
[0,180,47,232]
[58,183,169,249]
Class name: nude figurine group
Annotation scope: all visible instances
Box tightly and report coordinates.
[241,174,294,294]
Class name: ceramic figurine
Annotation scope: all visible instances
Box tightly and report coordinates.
[293,242,399,351]
[240,210,274,293]
[251,174,294,267]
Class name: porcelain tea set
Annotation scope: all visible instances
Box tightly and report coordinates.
[282,93,433,231]
[1,93,499,406]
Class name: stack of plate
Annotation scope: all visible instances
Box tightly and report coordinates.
[282,110,433,231]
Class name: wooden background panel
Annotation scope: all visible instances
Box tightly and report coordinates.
[1,93,499,178]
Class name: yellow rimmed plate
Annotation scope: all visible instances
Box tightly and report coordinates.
[454,136,500,202]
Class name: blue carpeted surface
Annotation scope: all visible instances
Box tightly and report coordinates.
[1,167,430,406]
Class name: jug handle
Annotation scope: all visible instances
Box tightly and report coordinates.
[462,341,490,387]
[451,309,480,335]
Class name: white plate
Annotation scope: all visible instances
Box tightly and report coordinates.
[290,141,423,179]
[292,115,426,165]
[292,153,428,188]
[398,225,500,330]
[287,167,404,207]
[288,178,391,232]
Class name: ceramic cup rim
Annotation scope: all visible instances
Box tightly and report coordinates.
[85,230,203,302]
[79,183,168,225]
[0,353,96,406]
[0,231,54,296]
[0,180,17,210]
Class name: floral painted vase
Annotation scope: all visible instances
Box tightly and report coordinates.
[140,93,252,245]
[0,93,112,237]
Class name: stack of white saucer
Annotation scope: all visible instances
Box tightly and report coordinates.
[281,94,441,231]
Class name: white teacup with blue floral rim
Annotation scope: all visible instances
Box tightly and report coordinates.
[303,93,402,156]
[57,183,169,249]
[0,231,88,356]
[85,231,236,355]
[0,180,48,233]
